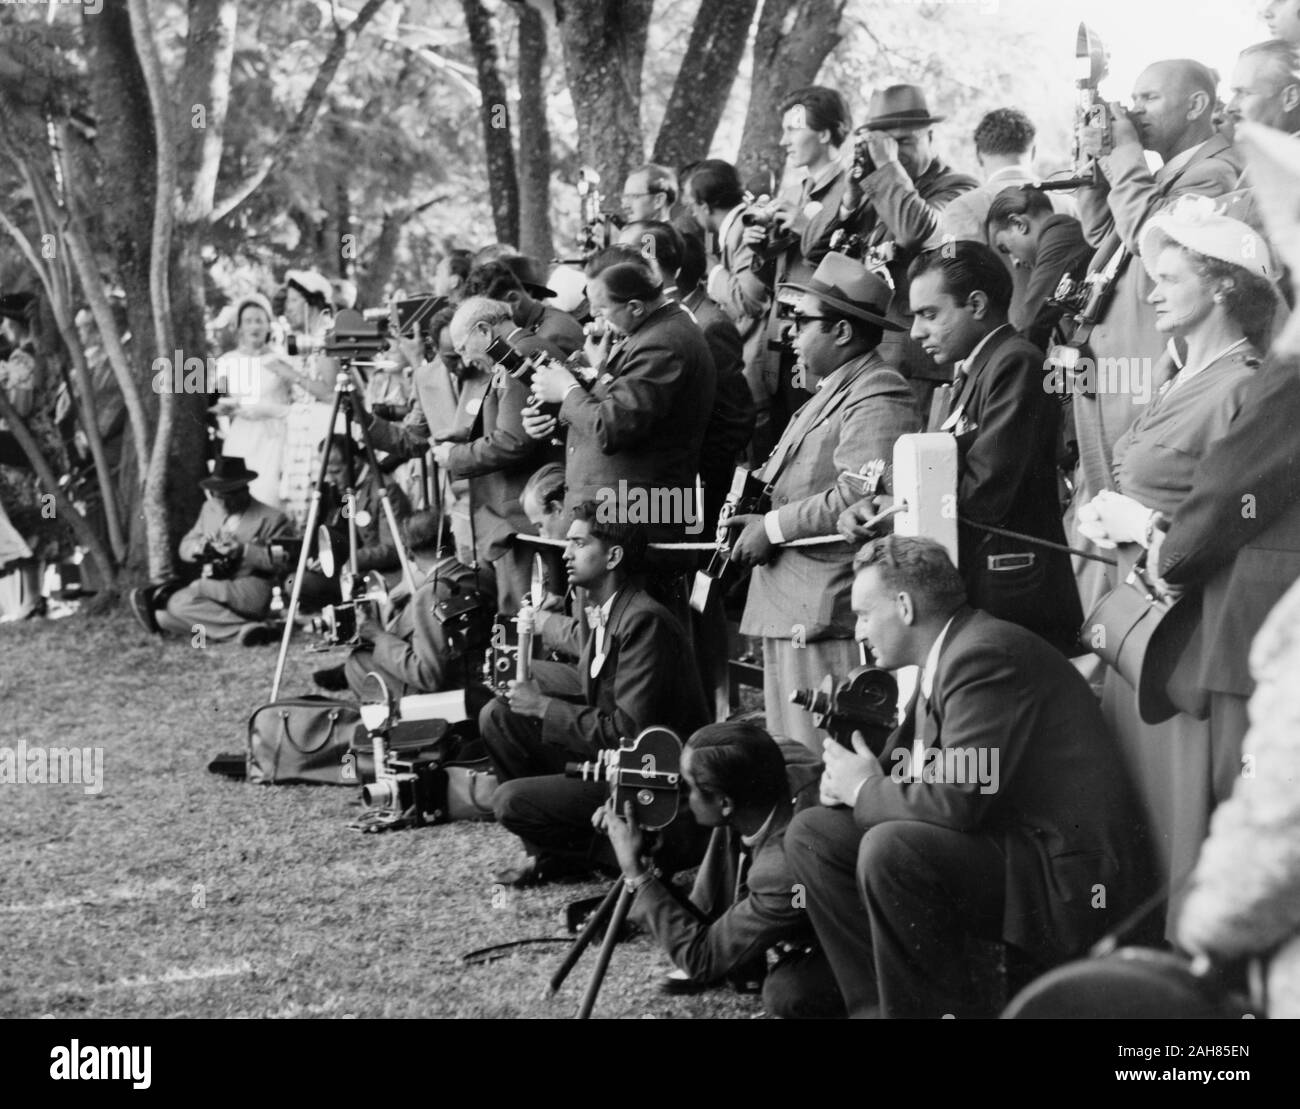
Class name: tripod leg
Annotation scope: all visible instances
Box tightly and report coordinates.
[270,378,351,702]
[548,880,622,998]
[348,391,418,595]
[577,882,635,1019]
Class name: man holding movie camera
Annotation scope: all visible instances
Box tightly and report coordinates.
[598,720,845,1018]
[480,505,709,887]
[804,84,978,415]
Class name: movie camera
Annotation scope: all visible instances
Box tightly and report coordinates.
[1041,23,1115,193]
[564,726,684,833]
[791,665,900,756]
[556,167,624,265]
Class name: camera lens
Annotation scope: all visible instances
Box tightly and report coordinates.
[363,780,397,808]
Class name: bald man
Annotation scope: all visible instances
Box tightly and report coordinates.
[1069,59,1244,614]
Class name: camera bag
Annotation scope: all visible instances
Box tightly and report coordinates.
[246,696,360,785]
[428,742,498,823]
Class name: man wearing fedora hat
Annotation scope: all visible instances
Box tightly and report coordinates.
[130,456,292,645]
[805,84,978,416]
[725,252,920,751]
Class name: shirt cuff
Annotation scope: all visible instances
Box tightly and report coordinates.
[850,775,870,807]
[763,510,785,545]
[562,382,582,400]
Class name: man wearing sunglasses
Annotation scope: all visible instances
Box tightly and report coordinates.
[725,252,920,751]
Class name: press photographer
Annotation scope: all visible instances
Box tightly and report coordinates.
[597,720,845,1018]
[311,507,495,698]
[129,456,292,645]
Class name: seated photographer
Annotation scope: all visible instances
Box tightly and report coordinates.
[598,721,845,1019]
[786,536,1150,1019]
[299,434,412,611]
[480,505,710,887]
[312,508,494,697]
[129,456,292,646]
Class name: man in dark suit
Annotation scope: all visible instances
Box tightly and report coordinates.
[786,536,1150,1018]
[728,252,920,750]
[528,258,717,544]
[599,721,844,1018]
[866,240,1081,652]
[481,505,709,886]
[803,85,979,414]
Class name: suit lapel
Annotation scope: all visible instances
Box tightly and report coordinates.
[584,587,638,700]
[760,354,880,482]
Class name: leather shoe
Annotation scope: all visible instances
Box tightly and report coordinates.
[312,665,349,691]
[659,968,710,996]
[238,622,279,647]
[128,587,161,635]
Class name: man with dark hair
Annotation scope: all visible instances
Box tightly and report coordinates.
[986,185,1095,349]
[527,257,717,545]
[932,108,1078,326]
[334,507,494,697]
[785,535,1149,1018]
[804,85,978,413]
[599,720,844,1017]
[481,505,709,885]
[683,159,773,460]
[855,241,1081,651]
[434,248,474,301]
[727,253,919,750]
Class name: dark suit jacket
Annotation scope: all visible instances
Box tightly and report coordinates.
[1016,214,1095,351]
[540,584,709,757]
[559,301,716,540]
[681,287,756,527]
[1159,351,1300,696]
[857,606,1149,963]
[945,325,1082,649]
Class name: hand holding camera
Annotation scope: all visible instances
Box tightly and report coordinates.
[597,799,648,881]
[819,733,881,807]
[504,677,548,719]
[521,399,559,441]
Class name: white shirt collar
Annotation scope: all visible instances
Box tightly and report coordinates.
[955,324,1012,381]
[921,614,958,699]
[718,204,747,245]
[741,805,778,849]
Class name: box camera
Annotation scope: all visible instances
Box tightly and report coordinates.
[196,542,239,580]
[361,749,441,818]
[309,567,387,647]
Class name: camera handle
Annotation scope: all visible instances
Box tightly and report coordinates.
[269,370,419,701]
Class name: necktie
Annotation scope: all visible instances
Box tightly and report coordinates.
[911,676,929,782]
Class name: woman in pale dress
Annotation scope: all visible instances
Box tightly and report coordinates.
[214,293,293,507]
[1076,198,1279,939]
[276,270,338,531]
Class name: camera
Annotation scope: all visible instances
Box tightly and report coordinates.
[741,203,779,230]
[195,541,239,580]
[433,587,494,657]
[564,726,684,832]
[850,132,878,180]
[791,666,899,756]
[309,567,387,646]
[362,749,441,818]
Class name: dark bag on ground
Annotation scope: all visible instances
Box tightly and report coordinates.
[246,696,360,785]
[428,740,499,822]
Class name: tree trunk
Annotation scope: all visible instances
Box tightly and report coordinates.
[736,0,847,186]
[462,0,521,247]
[651,0,760,172]
[554,0,653,202]
[513,1,554,262]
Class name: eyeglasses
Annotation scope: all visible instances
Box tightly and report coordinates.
[620,190,664,202]
[790,313,839,332]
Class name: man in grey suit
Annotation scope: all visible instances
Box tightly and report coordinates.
[726,252,920,751]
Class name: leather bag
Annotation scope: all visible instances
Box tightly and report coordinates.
[246,697,360,785]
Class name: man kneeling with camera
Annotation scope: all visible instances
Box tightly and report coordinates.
[598,721,846,1018]
[314,508,494,698]
[481,503,710,887]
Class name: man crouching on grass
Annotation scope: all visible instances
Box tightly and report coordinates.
[597,721,846,1018]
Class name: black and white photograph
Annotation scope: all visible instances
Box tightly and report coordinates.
[0,0,1295,1078]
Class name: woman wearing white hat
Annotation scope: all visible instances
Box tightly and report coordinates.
[214,292,294,508]
[276,269,338,530]
[1076,195,1280,939]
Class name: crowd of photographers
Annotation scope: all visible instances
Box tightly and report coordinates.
[105,8,1300,1017]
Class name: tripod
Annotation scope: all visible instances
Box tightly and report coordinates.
[270,368,417,701]
[548,839,710,1019]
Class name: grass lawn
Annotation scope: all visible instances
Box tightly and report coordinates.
[0,610,762,1020]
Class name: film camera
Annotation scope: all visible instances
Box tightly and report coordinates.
[356,674,441,826]
[850,129,878,182]
[791,665,899,756]
[306,526,388,646]
[195,541,240,579]
[690,466,772,614]
[1040,23,1115,193]
[565,726,684,832]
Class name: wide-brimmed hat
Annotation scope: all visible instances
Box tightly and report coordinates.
[284,269,334,304]
[778,252,902,330]
[500,254,558,300]
[858,85,945,132]
[201,455,259,492]
[1138,195,1277,281]
[232,292,275,326]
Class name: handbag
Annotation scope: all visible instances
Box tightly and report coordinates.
[246,697,360,785]
[428,740,499,822]
[1081,554,1208,724]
